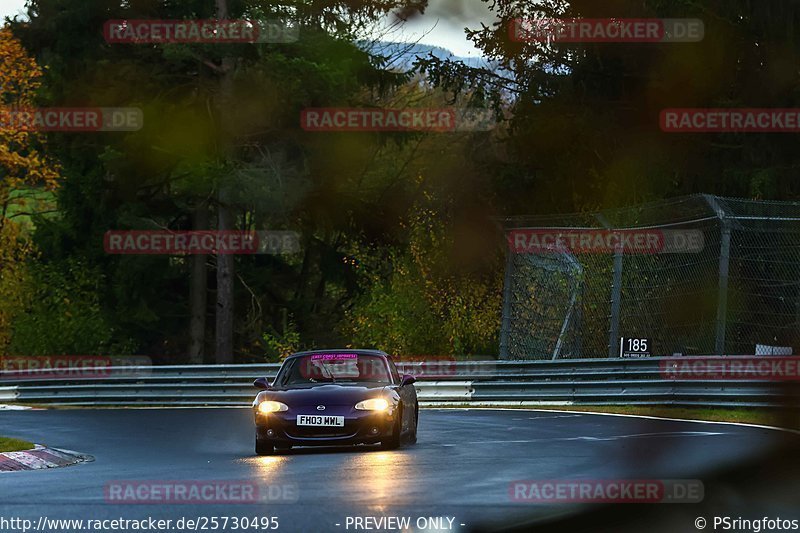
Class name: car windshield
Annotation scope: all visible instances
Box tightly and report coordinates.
[274,354,391,387]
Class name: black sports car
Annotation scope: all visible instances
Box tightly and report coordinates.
[252,349,418,454]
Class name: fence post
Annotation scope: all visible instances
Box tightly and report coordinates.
[715,223,732,354]
[595,213,623,358]
[553,251,584,360]
[704,195,731,355]
[499,243,514,360]
[608,248,624,358]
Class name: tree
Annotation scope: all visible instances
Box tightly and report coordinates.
[10,0,431,361]
[416,0,800,211]
[0,27,60,354]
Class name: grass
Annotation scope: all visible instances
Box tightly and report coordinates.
[0,437,34,452]
[6,188,58,233]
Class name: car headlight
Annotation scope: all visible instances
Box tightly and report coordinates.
[258,401,289,414]
[355,398,390,411]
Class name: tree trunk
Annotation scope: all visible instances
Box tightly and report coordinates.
[188,204,208,364]
[214,0,235,364]
[215,198,234,364]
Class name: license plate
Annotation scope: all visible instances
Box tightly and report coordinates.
[296,414,344,427]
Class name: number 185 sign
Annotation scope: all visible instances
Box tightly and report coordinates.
[620,337,651,358]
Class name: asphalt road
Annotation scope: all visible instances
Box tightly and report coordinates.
[0,408,797,533]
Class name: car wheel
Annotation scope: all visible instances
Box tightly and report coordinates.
[380,408,402,450]
[255,436,274,456]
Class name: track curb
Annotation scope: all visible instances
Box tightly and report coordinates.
[0,445,93,472]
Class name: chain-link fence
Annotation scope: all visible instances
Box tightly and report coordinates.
[499,194,800,360]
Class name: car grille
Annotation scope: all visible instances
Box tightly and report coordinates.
[286,426,356,439]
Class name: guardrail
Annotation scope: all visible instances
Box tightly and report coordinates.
[0,358,798,408]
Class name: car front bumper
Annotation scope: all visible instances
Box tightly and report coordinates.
[254,407,398,446]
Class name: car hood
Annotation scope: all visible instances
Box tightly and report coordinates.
[257,384,390,407]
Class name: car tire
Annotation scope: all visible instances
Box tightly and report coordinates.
[380,409,402,450]
[409,408,418,444]
[255,437,274,456]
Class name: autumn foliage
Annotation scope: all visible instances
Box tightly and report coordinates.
[0,27,60,353]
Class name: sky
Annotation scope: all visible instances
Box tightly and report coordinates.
[0,0,496,57]
[0,0,25,21]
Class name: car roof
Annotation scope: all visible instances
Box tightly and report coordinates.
[285,349,390,360]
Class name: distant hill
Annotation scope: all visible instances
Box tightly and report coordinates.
[356,41,497,72]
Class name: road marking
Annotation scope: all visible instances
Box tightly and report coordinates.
[574,431,724,441]
[457,431,725,445]
[431,407,800,435]
[529,414,584,420]
[0,404,30,410]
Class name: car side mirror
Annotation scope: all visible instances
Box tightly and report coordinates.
[253,377,271,390]
[400,374,416,387]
